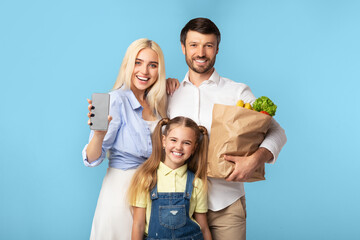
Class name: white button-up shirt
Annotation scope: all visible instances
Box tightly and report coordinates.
[168,70,287,211]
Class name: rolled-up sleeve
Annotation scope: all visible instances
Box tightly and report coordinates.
[259,118,287,164]
[82,142,106,167]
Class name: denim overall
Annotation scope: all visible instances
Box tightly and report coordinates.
[146,170,204,240]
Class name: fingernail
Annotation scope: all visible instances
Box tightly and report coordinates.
[91,106,95,110]
[90,122,93,126]
[90,114,95,117]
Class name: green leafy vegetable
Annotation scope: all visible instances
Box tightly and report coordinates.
[253,96,277,116]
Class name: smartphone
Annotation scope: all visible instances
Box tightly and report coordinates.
[90,93,110,131]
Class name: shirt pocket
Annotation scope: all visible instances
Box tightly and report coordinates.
[159,205,186,229]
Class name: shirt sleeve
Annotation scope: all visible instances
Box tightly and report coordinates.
[132,190,148,208]
[82,92,122,167]
[237,84,287,163]
[259,118,287,163]
[193,178,208,213]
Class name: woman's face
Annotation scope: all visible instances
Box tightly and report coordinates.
[131,48,159,93]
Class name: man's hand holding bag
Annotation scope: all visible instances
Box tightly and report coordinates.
[207,96,277,182]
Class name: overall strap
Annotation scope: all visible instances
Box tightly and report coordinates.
[150,183,158,200]
[184,170,195,200]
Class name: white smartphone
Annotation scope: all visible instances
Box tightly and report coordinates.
[90,93,110,131]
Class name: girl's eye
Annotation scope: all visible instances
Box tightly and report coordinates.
[170,139,176,142]
[184,142,191,145]
[149,64,158,68]
[135,61,141,65]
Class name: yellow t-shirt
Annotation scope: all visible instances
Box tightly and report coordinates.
[133,162,208,234]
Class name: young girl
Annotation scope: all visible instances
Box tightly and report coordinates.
[129,117,212,240]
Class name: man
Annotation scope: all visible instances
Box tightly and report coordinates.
[167,18,287,240]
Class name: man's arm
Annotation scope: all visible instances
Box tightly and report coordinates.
[225,147,273,182]
[225,118,287,182]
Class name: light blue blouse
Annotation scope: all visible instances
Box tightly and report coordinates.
[82,88,157,170]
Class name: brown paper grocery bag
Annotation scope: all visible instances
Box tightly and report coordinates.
[207,104,272,182]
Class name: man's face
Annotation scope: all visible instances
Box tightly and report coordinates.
[182,30,218,75]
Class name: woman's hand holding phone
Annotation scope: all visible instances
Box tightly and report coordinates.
[87,96,112,136]
[86,96,112,162]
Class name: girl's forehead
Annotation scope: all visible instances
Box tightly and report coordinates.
[167,125,196,137]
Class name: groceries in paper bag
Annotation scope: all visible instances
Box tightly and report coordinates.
[207,96,277,182]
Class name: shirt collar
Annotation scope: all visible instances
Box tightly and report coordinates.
[158,162,188,177]
[182,69,220,86]
[123,88,142,110]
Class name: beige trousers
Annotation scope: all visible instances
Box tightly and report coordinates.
[207,196,247,240]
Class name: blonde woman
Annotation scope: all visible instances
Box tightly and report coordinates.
[82,38,167,239]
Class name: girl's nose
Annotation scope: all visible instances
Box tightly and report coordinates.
[175,142,183,150]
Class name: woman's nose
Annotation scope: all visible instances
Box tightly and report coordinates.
[141,65,149,74]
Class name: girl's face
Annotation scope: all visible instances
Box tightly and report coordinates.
[162,125,197,170]
[131,48,159,93]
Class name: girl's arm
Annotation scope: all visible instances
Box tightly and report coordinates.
[132,207,146,240]
[194,212,212,240]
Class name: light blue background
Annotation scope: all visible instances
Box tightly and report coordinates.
[1,0,359,239]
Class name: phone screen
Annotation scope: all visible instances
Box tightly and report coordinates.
[90,93,110,131]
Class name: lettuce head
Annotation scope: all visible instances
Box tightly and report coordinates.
[253,96,277,116]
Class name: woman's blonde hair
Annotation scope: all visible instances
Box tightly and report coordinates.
[113,38,167,118]
[128,117,209,205]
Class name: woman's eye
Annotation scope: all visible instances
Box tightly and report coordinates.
[135,61,141,65]
[149,64,157,68]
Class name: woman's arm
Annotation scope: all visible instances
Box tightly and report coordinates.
[194,212,212,240]
[132,207,146,240]
[85,98,112,162]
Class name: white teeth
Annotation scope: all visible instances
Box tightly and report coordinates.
[173,152,183,156]
[195,59,205,63]
[137,76,149,81]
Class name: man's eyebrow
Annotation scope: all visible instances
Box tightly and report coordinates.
[188,41,215,45]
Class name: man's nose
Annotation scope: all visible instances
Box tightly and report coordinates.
[198,46,205,57]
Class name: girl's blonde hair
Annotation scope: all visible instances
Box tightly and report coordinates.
[113,38,167,118]
[128,117,209,205]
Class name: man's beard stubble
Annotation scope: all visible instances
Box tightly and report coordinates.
[185,54,216,74]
